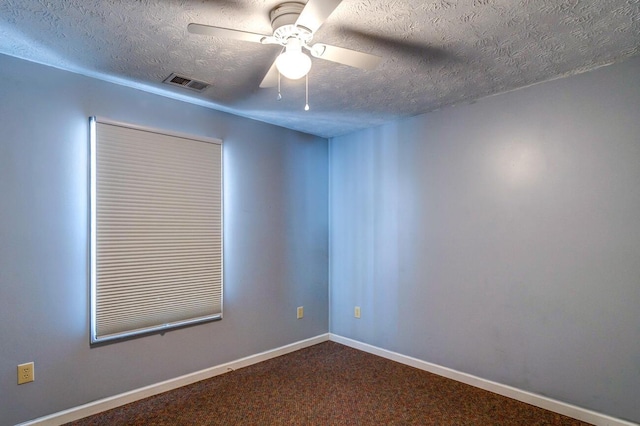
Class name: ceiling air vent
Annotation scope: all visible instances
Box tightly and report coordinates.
[163,73,211,92]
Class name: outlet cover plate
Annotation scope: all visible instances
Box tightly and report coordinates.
[18,362,34,385]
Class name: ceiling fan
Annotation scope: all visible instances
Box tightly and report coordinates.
[187,0,382,89]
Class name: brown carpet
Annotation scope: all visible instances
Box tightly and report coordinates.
[66,341,590,425]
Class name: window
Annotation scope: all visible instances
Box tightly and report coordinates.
[89,117,223,344]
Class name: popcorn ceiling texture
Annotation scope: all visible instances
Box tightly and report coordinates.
[1,0,639,137]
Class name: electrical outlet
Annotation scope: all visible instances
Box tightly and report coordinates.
[354,306,361,318]
[17,362,34,385]
[297,306,304,319]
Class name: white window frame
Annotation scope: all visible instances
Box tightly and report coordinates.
[89,117,223,344]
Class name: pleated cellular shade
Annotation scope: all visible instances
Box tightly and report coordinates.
[90,118,223,343]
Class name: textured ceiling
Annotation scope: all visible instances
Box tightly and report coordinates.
[1,0,639,138]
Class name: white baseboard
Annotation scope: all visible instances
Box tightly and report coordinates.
[19,333,330,426]
[20,333,637,426]
[329,334,637,426]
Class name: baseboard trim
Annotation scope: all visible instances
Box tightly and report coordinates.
[329,334,637,426]
[20,333,330,426]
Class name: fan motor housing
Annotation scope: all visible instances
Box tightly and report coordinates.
[270,2,313,44]
[270,2,304,29]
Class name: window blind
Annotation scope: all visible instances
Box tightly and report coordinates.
[89,117,223,344]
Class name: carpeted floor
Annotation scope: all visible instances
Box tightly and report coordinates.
[66,341,591,425]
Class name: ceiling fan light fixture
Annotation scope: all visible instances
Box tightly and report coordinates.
[276,38,312,80]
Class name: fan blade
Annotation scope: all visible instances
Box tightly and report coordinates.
[340,27,453,64]
[310,44,381,70]
[188,23,268,44]
[295,0,343,33]
[259,59,280,88]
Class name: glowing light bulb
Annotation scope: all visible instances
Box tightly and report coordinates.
[276,38,312,80]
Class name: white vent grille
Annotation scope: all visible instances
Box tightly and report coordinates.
[163,73,211,92]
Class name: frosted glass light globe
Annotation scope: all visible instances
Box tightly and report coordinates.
[276,39,312,80]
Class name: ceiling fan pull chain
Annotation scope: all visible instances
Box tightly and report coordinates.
[304,73,310,111]
[277,72,282,100]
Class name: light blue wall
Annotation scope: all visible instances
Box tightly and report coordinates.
[3,48,639,425]
[0,54,328,425]
[329,56,640,423]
